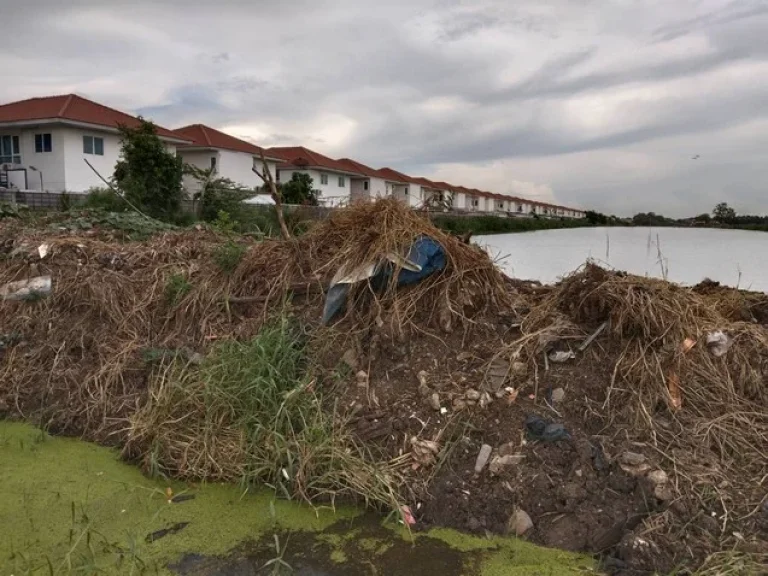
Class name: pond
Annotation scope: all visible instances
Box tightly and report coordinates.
[475,226,768,292]
[0,421,592,575]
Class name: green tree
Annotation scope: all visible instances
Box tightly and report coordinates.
[712,202,736,224]
[585,210,608,225]
[185,165,250,222]
[113,120,184,221]
[279,172,319,205]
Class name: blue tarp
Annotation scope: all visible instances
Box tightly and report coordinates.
[321,235,446,324]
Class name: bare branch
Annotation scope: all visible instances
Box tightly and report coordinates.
[83,158,151,220]
[254,152,291,240]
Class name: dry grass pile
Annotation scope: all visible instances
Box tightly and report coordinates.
[512,263,767,565]
[0,199,511,511]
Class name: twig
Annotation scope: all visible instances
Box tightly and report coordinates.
[578,321,608,352]
[83,158,151,220]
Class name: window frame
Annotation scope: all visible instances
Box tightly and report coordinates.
[0,134,21,164]
[337,176,345,187]
[320,173,329,185]
[83,135,105,156]
[35,133,53,153]
[363,180,369,191]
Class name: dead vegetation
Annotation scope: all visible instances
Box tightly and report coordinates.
[1,203,766,574]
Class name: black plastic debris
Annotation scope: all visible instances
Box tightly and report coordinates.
[525,414,570,442]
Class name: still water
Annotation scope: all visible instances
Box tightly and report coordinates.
[475,226,768,293]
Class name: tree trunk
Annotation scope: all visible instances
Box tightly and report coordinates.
[253,153,291,240]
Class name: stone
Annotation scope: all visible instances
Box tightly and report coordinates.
[479,392,493,409]
[467,517,481,531]
[619,452,647,467]
[465,388,481,401]
[654,483,675,501]
[428,393,441,411]
[356,370,369,388]
[417,370,428,386]
[418,381,431,398]
[474,444,493,473]
[511,361,527,376]
[341,348,358,371]
[497,442,518,457]
[457,351,473,362]
[507,509,534,536]
[551,387,566,403]
[489,454,524,476]
[452,398,467,411]
[647,470,668,486]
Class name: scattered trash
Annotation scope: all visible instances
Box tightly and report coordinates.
[37,243,50,259]
[146,522,189,543]
[400,504,416,526]
[681,337,697,353]
[440,406,448,415]
[706,330,733,357]
[505,387,519,404]
[667,373,682,412]
[0,275,52,301]
[507,508,533,536]
[524,414,570,442]
[322,235,446,324]
[474,444,493,473]
[171,494,196,504]
[548,350,576,363]
[428,393,441,411]
[551,387,566,403]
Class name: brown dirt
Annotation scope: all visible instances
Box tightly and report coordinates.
[1,204,766,576]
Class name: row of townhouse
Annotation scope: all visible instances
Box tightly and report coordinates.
[0,94,585,218]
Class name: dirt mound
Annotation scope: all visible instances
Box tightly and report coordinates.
[1,206,765,575]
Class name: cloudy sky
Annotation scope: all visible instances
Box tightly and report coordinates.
[3,0,768,216]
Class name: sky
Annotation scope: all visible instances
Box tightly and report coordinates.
[2,0,768,216]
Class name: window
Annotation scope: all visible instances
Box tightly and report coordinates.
[473,199,479,207]
[83,136,104,155]
[363,181,369,191]
[498,202,504,210]
[0,135,21,164]
[338,176,345,187]
[404,186,409,196]
[320,173,328,185]
[35,133,52,153]
[210,156,217,172]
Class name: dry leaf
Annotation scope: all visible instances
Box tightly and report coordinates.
[667,372,682,411]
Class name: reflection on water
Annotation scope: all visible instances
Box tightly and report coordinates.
[476,226,768,293]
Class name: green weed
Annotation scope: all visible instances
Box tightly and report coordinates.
[164,273,192,306]
[213,241,247,273]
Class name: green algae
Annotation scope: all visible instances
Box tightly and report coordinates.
[0,421,597,575]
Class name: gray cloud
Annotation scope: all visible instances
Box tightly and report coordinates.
[1,0,768,217]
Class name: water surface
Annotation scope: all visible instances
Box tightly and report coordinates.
[476,226,768,292]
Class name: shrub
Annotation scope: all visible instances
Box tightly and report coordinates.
[164,273,191,306]
[213,241,247,273]
[82,187,130,212]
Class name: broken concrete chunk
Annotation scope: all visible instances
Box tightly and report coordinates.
[0,275,52,301]
[474,444,493,473]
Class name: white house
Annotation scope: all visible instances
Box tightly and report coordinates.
[0,94,188,193]
[268,146,363,207]
[376,167,425,207]
[173,124,281,195]
[335,157,396,203]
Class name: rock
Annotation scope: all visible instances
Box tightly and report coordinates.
[457,351,473,362]
[647,470,668,486]
[417,370,428,386]
[428,393,441,411]
[474,444,493,473]
[619,452,647,467]
[465,388,481,401]
[418,381,431,398]
[467,517,481,531]
[654,483,675,501]
[452,398,467,411]
[616,534,661,572]
[341,348,358,371]
[479,392,493,409]
[507,509,533,536]
[489,454,524,476]
[356,370,369,388]
[497,442,518,457]
[551,387,566,403]
[511,361,527,376]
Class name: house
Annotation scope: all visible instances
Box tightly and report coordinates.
[376,167,423,207]
[335,158,395,202]
[410,177,445,208]
[0,94,188,193]
[268,146,363,207]
[173,124,282,195]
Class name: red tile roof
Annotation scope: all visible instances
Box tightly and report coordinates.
[336,157,386,179]
[377,167,414,183]
[173,124,278,158]
[0,94,183,140]
[268,146,363,175]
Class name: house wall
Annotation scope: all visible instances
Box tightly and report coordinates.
[0,127,68,191]
[179,150,219,195]
[278,168,351,207]
[61,128,124,193]
[454,192,466,210]
[219,150,276,190]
